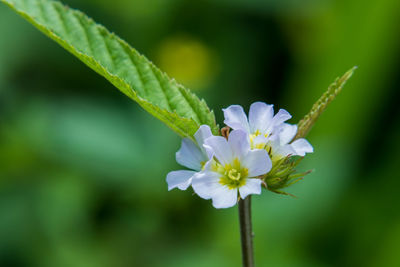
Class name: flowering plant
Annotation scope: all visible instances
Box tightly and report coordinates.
[1,0,356,265]
[167,102,314,208]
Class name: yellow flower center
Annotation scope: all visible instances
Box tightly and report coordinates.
[212,158,249,189]
[228,169,241,181]
[250,129,269,149]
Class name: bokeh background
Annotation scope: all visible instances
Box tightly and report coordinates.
[1,0,400,266]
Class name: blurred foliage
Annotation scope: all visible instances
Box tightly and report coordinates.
[1,0,219,139]
[0,0,399,266]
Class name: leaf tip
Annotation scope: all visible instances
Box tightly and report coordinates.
[294,66,357,139]
[340,66,357,83]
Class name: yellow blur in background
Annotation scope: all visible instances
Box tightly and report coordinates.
[156,35,218,90]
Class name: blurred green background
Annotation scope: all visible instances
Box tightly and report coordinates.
[1,0,400,266]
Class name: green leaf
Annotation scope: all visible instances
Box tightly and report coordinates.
[1,0,219,138]
[294,66,357,139]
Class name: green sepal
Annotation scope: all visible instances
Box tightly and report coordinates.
[262,156,312,195]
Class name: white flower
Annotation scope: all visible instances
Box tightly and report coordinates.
[192,130,272,209]
[166,125,213,191]
[223,102,313,160]
[262,123,313,159]
[223,102,290,141]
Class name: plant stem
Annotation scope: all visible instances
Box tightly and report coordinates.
[238,196,254,267]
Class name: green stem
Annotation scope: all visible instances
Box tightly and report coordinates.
[238,196,254,267]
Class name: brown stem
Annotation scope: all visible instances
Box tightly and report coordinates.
[238,196,254,267]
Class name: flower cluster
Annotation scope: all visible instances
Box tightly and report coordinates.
[166,102,313,208]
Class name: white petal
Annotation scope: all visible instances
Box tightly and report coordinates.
[272,142,296,158]
[166,170,196,191]
[212,187,238,209]
[194,125,213,144]
[203,144,214,160]
[228,129,250,161]
[248,102,274,133]
[253,135,268,149]
[194,125,213,157]
[204,136,233,165]
[201,159,214,171]
[267,109,292,134]
[291,138,313,156]
[239,179,262,199]
[242,149,271,177]
[279,123,298,145]
[223,105,250,132]
[192,171,222,199]
[267,132,280,142]
[176,138,206,171]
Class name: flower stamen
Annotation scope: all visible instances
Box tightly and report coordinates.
[228,169,241,181]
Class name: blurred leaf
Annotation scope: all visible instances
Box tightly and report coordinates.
[1,0,219,138]
[295,66,357,139]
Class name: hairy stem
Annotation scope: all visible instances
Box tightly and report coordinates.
[238,196,254,267]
